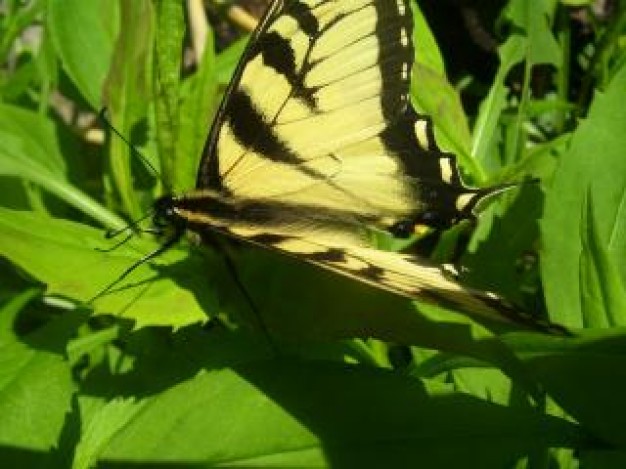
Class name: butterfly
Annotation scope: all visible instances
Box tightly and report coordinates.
[113,0,565,334]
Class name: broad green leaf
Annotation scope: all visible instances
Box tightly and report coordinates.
[0,302,76,451]
[0,208,211,329]
[542,64,626,327]
[47,0,119,108]
[72,328,273,467]
[0,104,125,229]
[99,360,580,466]
[510,329,626,448]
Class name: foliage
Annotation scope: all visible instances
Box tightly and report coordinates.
[0,0,625,466]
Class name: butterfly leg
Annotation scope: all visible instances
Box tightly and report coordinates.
[212,237,279,354]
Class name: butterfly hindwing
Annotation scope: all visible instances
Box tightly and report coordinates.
[192,227,564,332]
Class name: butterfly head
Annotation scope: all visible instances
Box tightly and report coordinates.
[152,194,187,232]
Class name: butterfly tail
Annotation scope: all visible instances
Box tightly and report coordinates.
[462,178,540,217]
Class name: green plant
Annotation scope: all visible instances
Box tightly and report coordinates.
[0,0,625,467]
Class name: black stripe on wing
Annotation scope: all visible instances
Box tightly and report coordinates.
[227,91,302,164]
[252,31,318,109]
[382,107,464,188]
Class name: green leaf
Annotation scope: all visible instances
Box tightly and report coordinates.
[463,185,544,304]
[176,27,219,191]
[542,64,626,327]
[0,104,125,229]
[215,37,248,85]
[153,0,186,192]
[410,1,445,75]
[73,397,145,469]
[0,289,40,348]
[579,189,626,327]
[47,0,119,108]
[103,0,154,219]
[0,301,75,451]
[497,132,570,184]
[0,104,65,175]
[503,0,561,67]
[511,329,626,448]
[98,360,580,466]
[0,208,211,329]
[473,1,562,173]
[472,36,526,172]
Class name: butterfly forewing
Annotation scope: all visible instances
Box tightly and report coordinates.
[201,0,425,222]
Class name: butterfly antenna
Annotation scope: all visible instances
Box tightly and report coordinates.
[93,108,182,301]
[96,232,134,253]
[98,107,171,193]
[217,243,278,354]
[103,210,155,239]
